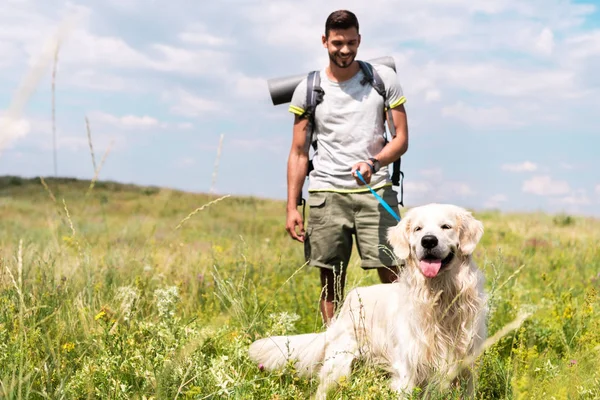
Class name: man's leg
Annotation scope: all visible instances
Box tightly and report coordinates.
[377,265,399,283]
[319,266,347,325]
[354,187,404,276]
[304,192,353,326]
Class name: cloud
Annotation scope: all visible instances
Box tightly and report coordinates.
[233,73,269,101]
[63,69,132,92]
[230,137,287,154]
[404,181,433,194]
[441,101,521,128]
[428,62,579,99]
[502,161,538,172]
[522,175,571,196]
[0,114,30,150]
[556,190,591,206]
[419,168,444,179]
[88,111,160,129]
[403,178,475,201]
[424,89,441,102]
[535,27,555,55]
[178,24,234,47]
[175,157,196,168]
[595,184,600,196]
[564,30,600,60]
[484,194,508,209]
[165,88,223,118]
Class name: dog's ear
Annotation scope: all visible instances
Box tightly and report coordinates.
[457,210,484,255]
[387,216,411,260]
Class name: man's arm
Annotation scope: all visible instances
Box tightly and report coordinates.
[286,115,309,242]
[352,103,409,184]
[373,104,408,167]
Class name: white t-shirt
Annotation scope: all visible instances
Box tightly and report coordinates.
[289,63,406,193]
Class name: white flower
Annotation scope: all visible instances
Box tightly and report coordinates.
[268,311,300,335]
[116,286,139,321]
[154,286,180,319]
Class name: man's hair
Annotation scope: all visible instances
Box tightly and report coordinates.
[325,10,359,38]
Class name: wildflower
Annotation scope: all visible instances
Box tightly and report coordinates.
[62,342,75,352]
[116,285,140,321]
[154,286,180,319]
[94,310,106,321]
[258,363,264,371]
[569,359,577,367]
[268,312,300,335]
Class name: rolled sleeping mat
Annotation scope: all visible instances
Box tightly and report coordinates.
[267,56,396,106]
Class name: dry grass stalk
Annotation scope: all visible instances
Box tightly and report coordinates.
[85,116,97,172]
[174,194,231,231]
[86,138,115,197]
[210,133,225,194]
[52,43,60,177]
[0,17,74,157]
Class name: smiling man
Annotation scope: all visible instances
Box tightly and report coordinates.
[285,10,410,325]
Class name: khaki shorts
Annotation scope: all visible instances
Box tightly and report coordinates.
[303,185,402,272]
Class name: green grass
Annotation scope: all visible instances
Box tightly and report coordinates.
[1,175,599,399]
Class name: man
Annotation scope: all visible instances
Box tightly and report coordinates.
[285,10,409,325]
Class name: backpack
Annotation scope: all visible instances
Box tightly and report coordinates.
[299,60,405,206]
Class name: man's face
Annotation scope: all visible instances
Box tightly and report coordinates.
[322,28,361,69]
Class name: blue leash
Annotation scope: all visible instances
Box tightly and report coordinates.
[355,170,401,221]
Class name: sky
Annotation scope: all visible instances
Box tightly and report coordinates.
[1,0,599,217]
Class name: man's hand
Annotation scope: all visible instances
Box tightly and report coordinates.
[286,207,305,242]
[351,161,373,185]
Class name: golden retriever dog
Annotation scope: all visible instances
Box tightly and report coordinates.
[249,203,488,398]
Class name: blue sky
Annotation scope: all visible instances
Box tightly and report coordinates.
[1,0,599,217]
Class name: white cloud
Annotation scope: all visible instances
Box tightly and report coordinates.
[230,137,286,154]
[0,114,30,150]
[419,168,444,179]
[403,179,475,198]
[428,62,579,99]
[557,191,591,206]
[166,88,223,118]
[424,89,441,102]
[535,27,555,55]
[522,175,571,196]
[446,182,476,196]
[564,30,600,60]
[502,161,538,172]
[404,181,433,194]
[89,111,159,129]
[178,24,234,47]
[441,101,521,128]
[233,73,268,100]
[560,162,575,170]
[63,69,132,92]
[177,122,194,130]
[484,194,508,209]
[175,157,196,168]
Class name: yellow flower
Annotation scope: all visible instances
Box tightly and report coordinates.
[62,342,75,352]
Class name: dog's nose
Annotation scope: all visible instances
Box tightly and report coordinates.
[421,235,438,249]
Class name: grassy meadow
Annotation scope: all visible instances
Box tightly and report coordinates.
[0,175,599,399]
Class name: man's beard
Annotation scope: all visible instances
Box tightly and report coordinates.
[329,51,355,68]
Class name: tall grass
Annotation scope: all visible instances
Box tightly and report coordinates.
[0,177,599,399]
[1,15,599,398]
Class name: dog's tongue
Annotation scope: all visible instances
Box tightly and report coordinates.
[419,259,442,277]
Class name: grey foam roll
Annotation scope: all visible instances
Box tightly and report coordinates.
[267,56,396,106]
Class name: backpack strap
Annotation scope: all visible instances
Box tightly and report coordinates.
[302,71,323,156]
[357,61,404,205]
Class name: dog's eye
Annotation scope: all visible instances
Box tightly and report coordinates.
[441,224,452,230]
[414,226,422,232]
